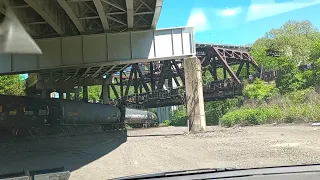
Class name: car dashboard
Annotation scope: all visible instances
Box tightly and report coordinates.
[115,164,320,180]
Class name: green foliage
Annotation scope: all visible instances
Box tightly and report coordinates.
[169,109,188,126]
[311,34,320,60]
[158,20,320,128]
[220,107,282,127]
[301,70,314,88]
[205,98,241,125]
[88,85,102,102]
[283,87,315,104]
[162,120,171,126]
[244,78,278,100]
[250,38,279,70]
[0,75,25,96]
[166,99,241,126]
[202,67,213,85]
[275,57,306,93]
[265,20,318,64]
[251,20,320,71]
[305,59,320,87]
[220,88,320,127]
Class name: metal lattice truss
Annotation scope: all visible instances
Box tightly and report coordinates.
[196,43,252,52]
[5,0,162,38]
[197,44,260,85]
[35,64,129,83]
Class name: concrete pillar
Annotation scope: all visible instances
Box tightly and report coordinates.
[66,92,71,100]
[83,86,88,102]
[102,77,112,104]
[59,92,64,99]
[184,57,206,132]
[41,89,47,98]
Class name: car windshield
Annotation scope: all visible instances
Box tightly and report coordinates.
[0,0,320,179]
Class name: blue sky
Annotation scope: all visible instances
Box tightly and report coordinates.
[157,0,320,45]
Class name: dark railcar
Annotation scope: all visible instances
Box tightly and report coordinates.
[43,98,121,126]
[0,94,158,137]
[125,108,159,127]
[0,95,48,136]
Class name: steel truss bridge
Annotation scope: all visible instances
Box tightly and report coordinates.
[104,44,260,108]
[111,43,312,109]
[25,43,267,108]
[25,43,261,108]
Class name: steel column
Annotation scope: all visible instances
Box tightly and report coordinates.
[83,86,88,102]
[120,70,124,97]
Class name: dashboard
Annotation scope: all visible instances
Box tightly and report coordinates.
[115,164,320,180]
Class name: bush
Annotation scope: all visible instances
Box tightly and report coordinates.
[161,120,171,126]
[220,88,320,127]
[205,98,241,125]
[169,109,188,126]
[220,107,282,127]
[244,78,278,100]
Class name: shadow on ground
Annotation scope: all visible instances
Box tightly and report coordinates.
[0,129,127,174]
[127,133,184,138]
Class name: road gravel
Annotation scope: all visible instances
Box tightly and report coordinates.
[1,124,320,179]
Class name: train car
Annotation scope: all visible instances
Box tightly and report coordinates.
[0,95,48,136]
[0,94,159,137]
[125,108,159,128]
[43,98,123,131]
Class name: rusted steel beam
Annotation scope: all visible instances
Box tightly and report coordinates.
[213,47,241,84]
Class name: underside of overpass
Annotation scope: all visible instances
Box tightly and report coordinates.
[5,0,162,38]
[0,0,208,132]
[0,0,195,92]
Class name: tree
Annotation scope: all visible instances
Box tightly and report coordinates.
[88,85,102,102]
[251,20,319,69]
[205,98,241,125]
[250,37,279,70]
[74,85,102,102]
[275,57,306,94]
[266,20,318,64]
[244,78,278,100]
[0,75,25,95]
[311,33,320,61]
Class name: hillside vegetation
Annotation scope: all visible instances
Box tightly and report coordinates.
[167,20,320,127]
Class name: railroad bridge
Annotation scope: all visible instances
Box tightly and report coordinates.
[110,43,260,108]
[0,0,263,131]
[26,43,261,108]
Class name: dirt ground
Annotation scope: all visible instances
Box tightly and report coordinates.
[1,124,320,179]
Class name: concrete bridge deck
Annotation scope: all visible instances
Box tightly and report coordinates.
[0,26,195,75]
[5,0,162,38]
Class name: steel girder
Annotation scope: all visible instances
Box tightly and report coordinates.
[3,0,162,38]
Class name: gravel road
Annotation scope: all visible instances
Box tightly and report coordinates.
[1,124,320,179]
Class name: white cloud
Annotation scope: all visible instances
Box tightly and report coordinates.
[187,9,209,32]
[247,0,320,22]
[218,7,242,17]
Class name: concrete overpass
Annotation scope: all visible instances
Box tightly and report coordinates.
[0,0,206,132]
[6,0,162,37]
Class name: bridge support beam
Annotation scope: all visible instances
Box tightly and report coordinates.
[66,92,71,100]
[102,77,112,104]
[59,92,64,99]
[41,89,48,98]
[83,86,88,102]
[184,57,206,132]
